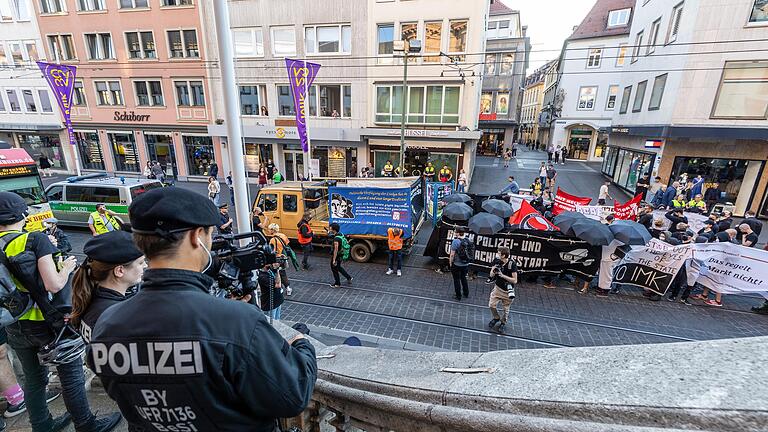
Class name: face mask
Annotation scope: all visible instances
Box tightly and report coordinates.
[495,253,501,260]
[198,236,213,273]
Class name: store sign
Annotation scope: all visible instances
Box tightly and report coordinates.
[266,127,298,139]
[0,149,35,166]
[113,111,151,122]
[479,113,497,121]
[385,130,449,138]
[611,127,629,134]
[0,166,34,177]
[645,139,663,149]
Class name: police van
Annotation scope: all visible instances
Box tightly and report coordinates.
[44,174,163,227]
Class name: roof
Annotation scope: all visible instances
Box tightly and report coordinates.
[569,0,635,41]
[489,0,516,16]
[525,59,558,87]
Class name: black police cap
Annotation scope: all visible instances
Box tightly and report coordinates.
[83,230,143,264]
[129,187,220,236]
[0,192,27,225]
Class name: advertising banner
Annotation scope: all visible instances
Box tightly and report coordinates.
[426,223,600,279]
[614,194,643,220]
[410,179,424,226]
[611,241,692,295]
[553,188,591,215]
[285,58,321,152]
[426,182,453,226]
[36,61,77,147]
[328,187,412,237]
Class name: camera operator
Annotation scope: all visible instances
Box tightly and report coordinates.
[70,231,146,343]
[0,192,121,432]
[87,187,317,432]
[487,247,517,334]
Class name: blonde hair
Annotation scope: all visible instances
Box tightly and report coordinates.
[268,223,280,233]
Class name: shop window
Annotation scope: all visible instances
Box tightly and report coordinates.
[373,150,400,177]
[145,134,177,178]
[601,146,619,177]
[594,131,608,158]
[648,74,667,110]
[243,142,273,176]
[183,135,215,177]
[711,61,768,119]
[75,131,104,170]
[233,28,264,57]
[671,157,761,214]
[283,194,298,213]
[17,133,67,169]
[632,80,647,112]
[577,86,597,110]
[305,24,351,55]
[277,85,295,116]
[271,26,295,56]
[125,32,156,59]
[748,0,767,24]
[109,133,139,172]
[619,85,632,114]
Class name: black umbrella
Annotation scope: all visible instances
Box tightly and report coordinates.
[569,219,615,246]
[443,193,472,204]
[481,199,513,218]
[553,211,588,233]
[442,202,474,221]
[468,213,505,235]
[609,220,652,245]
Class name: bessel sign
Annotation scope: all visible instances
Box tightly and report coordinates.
[114,111,151,122]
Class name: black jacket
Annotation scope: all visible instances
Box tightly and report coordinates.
[87,269,317,432]
[745,217,763,236]
[716,217,733,232]
[665,211,688,231]
[80,287,126,343]
[45,227,71,255]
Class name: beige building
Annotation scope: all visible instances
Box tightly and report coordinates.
[520,60,555,144]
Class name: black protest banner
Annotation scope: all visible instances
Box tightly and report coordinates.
[427,223,600,280]
[611,241,691,295]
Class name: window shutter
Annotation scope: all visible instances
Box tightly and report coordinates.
[672,7,682,37]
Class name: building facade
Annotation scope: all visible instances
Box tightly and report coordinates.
[477,1,529,156]
[606,0,768,217]
[0,0,69,171]
[550,0,635,162]
[32,0,218,180]
[520,60,554,144]
[537,58,559,148]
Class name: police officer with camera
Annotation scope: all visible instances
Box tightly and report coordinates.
[88,187,317,432]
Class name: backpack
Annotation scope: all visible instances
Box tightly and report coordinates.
[336,235,351,260]
[457,237,475,262]
[0,233,41,328]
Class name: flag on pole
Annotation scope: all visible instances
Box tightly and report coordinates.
[614,194,643,220]
[37,61,77,148]
[285,58,321,153]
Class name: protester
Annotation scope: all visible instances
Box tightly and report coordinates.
[667,260,695,305]
[546,163,557,189]
[662,182,679,209]
[457,169,468,192]
[598,180,612,205]
[297,213,314,270]
[542,187,554,202]
[386,226,404,276]
[739,223,759,248]
[686,194,707,214]
[258,260,284,321]
[697,220,717,242]
[503,149,511,168]
[635,174,650,200]
[715,228,737,243]
[449,226,471,301]
[638,205,654,230]
[650,219,666,238]
[530,178,543,196]
[216,204,233,235]
[268,223,293,296]
[743,211,763,237]
[651,185,666,208]
[500,176,519,194]
[43,217,71,257]
[538,162,547,185]
[487,247,517,334]
[704,182,721,210]
[207,176,221,206]
[328,223,352,288]
[671,194,686,208]
[716,210,733,232]
[88,203,121,236]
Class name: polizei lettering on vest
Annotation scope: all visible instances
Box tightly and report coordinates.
[91,341,203,375]
[114,111,151,122]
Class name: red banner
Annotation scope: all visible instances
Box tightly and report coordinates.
[614,194,643,220]
[552,188,592,216]
[510,200,559,231]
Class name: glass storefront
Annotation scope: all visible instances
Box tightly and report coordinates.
[478,128,504,156]
[183,135,215,177]
[243,143,274,177]
[601,146,619,176]
[671,157,763,213]
[283,144,356,178]
[567,128,594,160]
[145,133,178,178]
[284,151,305,181]
[594,131,608,158]
[17,133,67,170]
[373,149,458,179]
[108,133,140,172]
[75,132,104,170]
[610,148,655,194]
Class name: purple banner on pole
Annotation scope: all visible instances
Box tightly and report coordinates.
[285,58,321,152]
[37,61,77,147]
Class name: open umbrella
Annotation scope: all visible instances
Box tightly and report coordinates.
[468,213,505,235]
[569,219,615,246]
[481,199,513,219]
[443,193,472,204]
[609,220,652,245]
[553,211,587,233]
[442,202,474,221]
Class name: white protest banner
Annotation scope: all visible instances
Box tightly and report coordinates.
[651,210,709,233]
[691,242,768,296]
[575,205,609,221]
[611,242,692,295]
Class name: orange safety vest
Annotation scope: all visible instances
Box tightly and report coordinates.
[387,228,403,251]
[297,222,313,245]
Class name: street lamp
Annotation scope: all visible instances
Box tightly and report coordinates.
[393,39,421,177]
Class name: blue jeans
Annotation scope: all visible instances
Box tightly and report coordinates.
[7,322,95,432]
[388,250,402,271]
[265,305,282,321]
[456,183,465,192]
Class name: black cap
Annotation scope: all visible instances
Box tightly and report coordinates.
[129,187,219,235]
[83,230,143,264]
[0,192,27,225]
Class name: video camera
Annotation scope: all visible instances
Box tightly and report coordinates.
[206,231,283,299]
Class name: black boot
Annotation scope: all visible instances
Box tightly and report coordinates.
[488,318,499,329]
[83,413,122,432]
[49,413,72,432]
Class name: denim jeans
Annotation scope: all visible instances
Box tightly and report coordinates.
[456,183,465,192]
[6,322,95,432]
[265,305,282,321]
[387,250,402,271]
[451,265,469,298]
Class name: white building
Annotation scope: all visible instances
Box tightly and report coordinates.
[606,0,768,217]
[550,0,635,162]
[0,0,68,171]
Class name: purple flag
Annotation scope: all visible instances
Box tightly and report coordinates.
[285,58,321,152]
[37,61,77,147]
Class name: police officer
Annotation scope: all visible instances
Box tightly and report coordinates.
[70,230,146,343]
[383,159,394,177]
[0,192,121,432]
[87,187,317,432]
[88,204,121,236]
[423,162,436,182]
[439,165,453,183]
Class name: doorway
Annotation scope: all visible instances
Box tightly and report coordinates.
[567,127,594,160]
[145,133,178,179]
[285,151,305,181]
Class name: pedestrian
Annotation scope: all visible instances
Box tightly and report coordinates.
[386,226,403,276]
[266,159,276,184]
[511,142,518,159]
[500,176,519,194]
[487,246,517,334]
[503,149,511,168]
[207,161,219,178]
[328,223,352,288]
[43,217,71,257]
[226,171,235,205]
[150,161,165,185]
[546,163,557,189]
[297,213,314,270]
[538,162,547,185]
[251,205,268,234]
[635,174,650,200]
[258,167,268,188]
[273,169,284,184]
[546,144,554,162]
[38,155,53,177]
[143,161,153,179]
[560,145,568,164]
[456,169,468,192]
[216,203,233,235]
[207,176,221,206]
[0,192,122,432]
[553,145,561,164]
[88,203,121,236]
[88,187,317,431]
[449,226,471,300]
[690,174,705,197]
[258,261,284,321]
[598,180,612,205]
[268,223,293,296]
[438,165,453,183]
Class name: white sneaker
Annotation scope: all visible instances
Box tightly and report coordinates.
[286,286,292,296]
[397,270,402,277]
[386,269,393,275]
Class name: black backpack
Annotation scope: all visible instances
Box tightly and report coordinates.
[457,238,475,262]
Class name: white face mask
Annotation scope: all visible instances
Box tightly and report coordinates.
[198,236,213,273]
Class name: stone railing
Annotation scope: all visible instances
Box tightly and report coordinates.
[273,323,767,432]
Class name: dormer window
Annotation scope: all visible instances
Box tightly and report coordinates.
[608,8,631,27]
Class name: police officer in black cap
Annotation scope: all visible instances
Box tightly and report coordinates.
[87,187,317,432]
[70,231,146,344]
